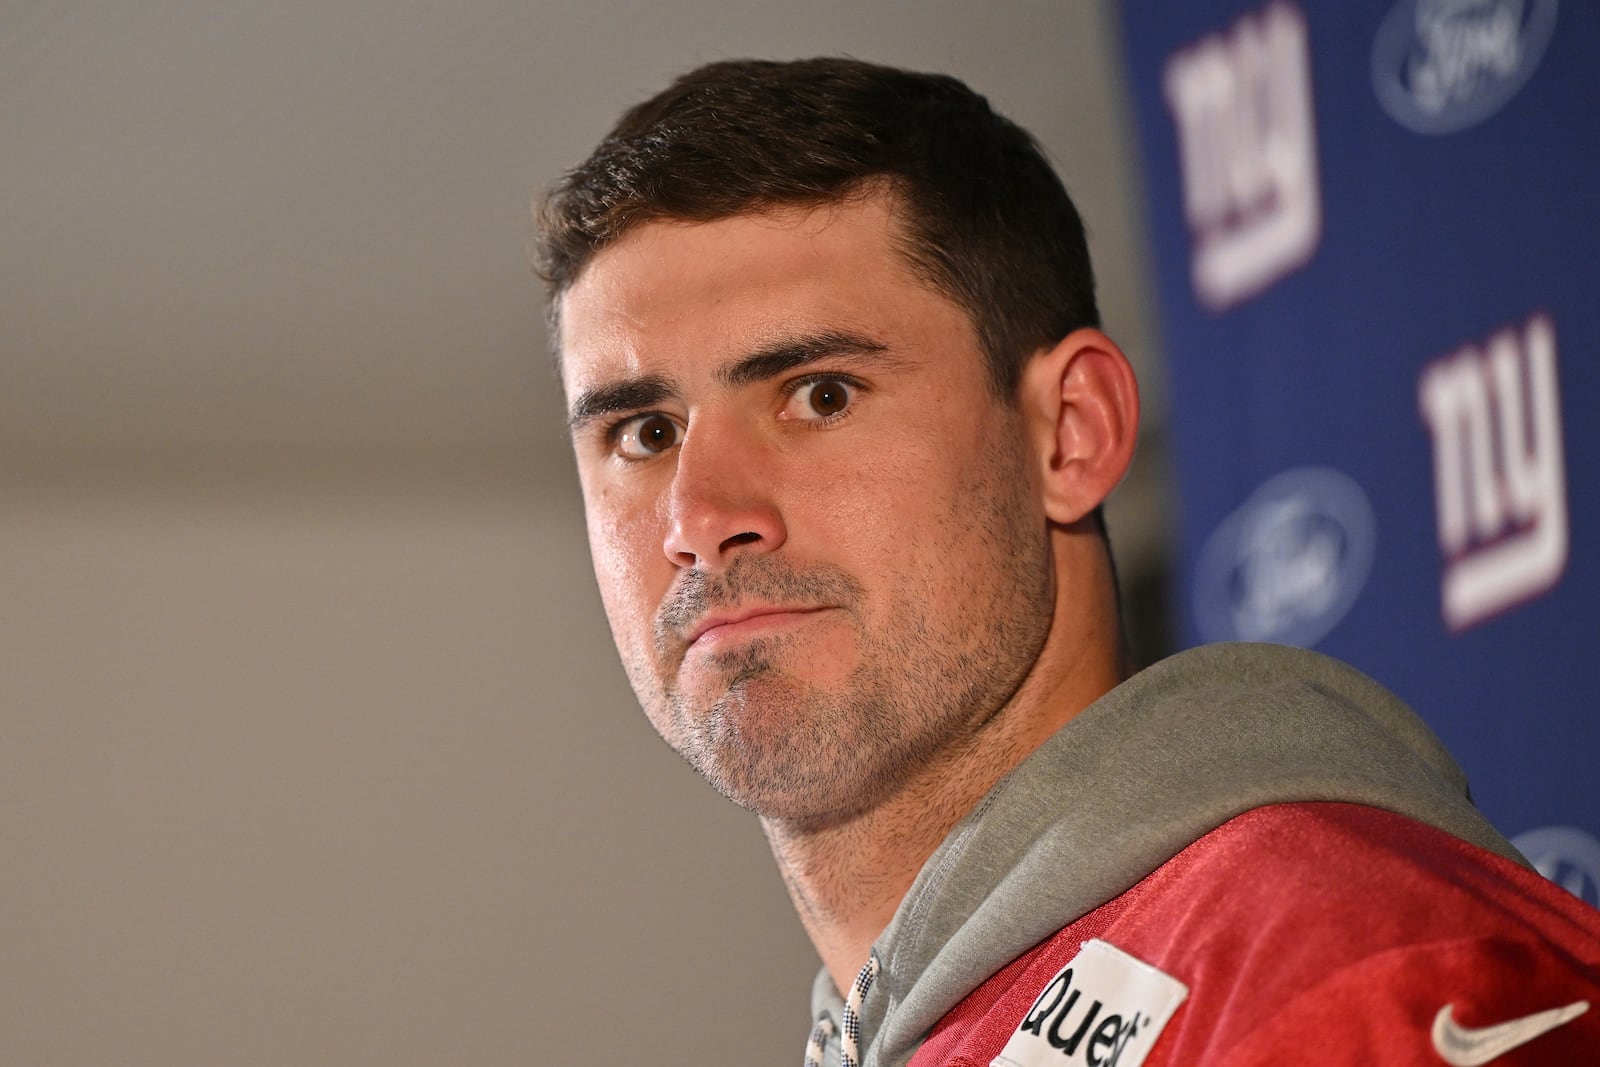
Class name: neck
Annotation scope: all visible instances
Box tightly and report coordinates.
[763,527,1126,993]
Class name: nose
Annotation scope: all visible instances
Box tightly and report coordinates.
[662,422,787,569]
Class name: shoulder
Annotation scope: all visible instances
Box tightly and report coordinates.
[911,803,1600,1066]
[1125,802,1599,964]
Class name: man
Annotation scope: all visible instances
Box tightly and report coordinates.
[535,58,1600,1066]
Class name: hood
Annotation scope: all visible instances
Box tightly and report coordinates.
[808,642,1524,1067]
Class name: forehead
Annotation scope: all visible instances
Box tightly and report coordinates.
[555,196,975,395]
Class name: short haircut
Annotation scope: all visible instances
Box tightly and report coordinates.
[534,56,1101,398]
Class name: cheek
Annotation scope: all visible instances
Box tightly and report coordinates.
[583,487,667,645]
[847,419,1039,583]
[821,437,964,530]
[788,445,952,609]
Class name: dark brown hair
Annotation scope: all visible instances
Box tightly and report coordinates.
[534,57,1100,397]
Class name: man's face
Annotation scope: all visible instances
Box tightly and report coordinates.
[560,195,1056,830]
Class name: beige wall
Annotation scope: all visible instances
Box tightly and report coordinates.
[4,476,818,1063]
[2,3,1169,1063]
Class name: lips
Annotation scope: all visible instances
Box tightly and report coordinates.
[686,605,829,648]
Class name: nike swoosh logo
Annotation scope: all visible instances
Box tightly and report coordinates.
[1431,1000,1589,1066]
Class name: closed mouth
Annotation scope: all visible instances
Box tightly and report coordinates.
[687,605,830,647]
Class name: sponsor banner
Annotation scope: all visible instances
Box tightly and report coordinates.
[1118,2,1599,849]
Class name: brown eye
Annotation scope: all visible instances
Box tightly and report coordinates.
[615,413,681,458]
[802,378,853,418]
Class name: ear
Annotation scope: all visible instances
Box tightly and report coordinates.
[1018,328,1140,525]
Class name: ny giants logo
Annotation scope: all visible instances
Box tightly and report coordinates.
[1163,1,1321,310]
[1417,313,1568,630]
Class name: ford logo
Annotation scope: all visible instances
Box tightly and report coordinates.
[1192,467,1376,647]
[1511,825,1600,906]
[1372,0,1559,135]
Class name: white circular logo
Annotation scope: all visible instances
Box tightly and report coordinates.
[1511,825,1600,906]
[1192,467,1376,647]
[1372,0,1559,135]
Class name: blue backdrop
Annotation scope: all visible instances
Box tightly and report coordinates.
[1117,0,1599,903]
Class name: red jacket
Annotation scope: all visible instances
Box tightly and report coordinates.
[909,803,1600,1066]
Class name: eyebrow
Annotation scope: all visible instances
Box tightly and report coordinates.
[567,374,674,432]
[567,329,894,433]
[717,329,892,388]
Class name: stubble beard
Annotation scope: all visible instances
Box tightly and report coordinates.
[641,556,894,828]
[623,442,1055,833]
[682,634,921,830]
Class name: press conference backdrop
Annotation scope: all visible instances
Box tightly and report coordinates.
[1118,0,1599,903]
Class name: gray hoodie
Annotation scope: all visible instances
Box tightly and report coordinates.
[805,642,1525,1067]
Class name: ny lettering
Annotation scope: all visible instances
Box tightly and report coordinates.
[1163,1,1321,309]
[1417,313,1568,629]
